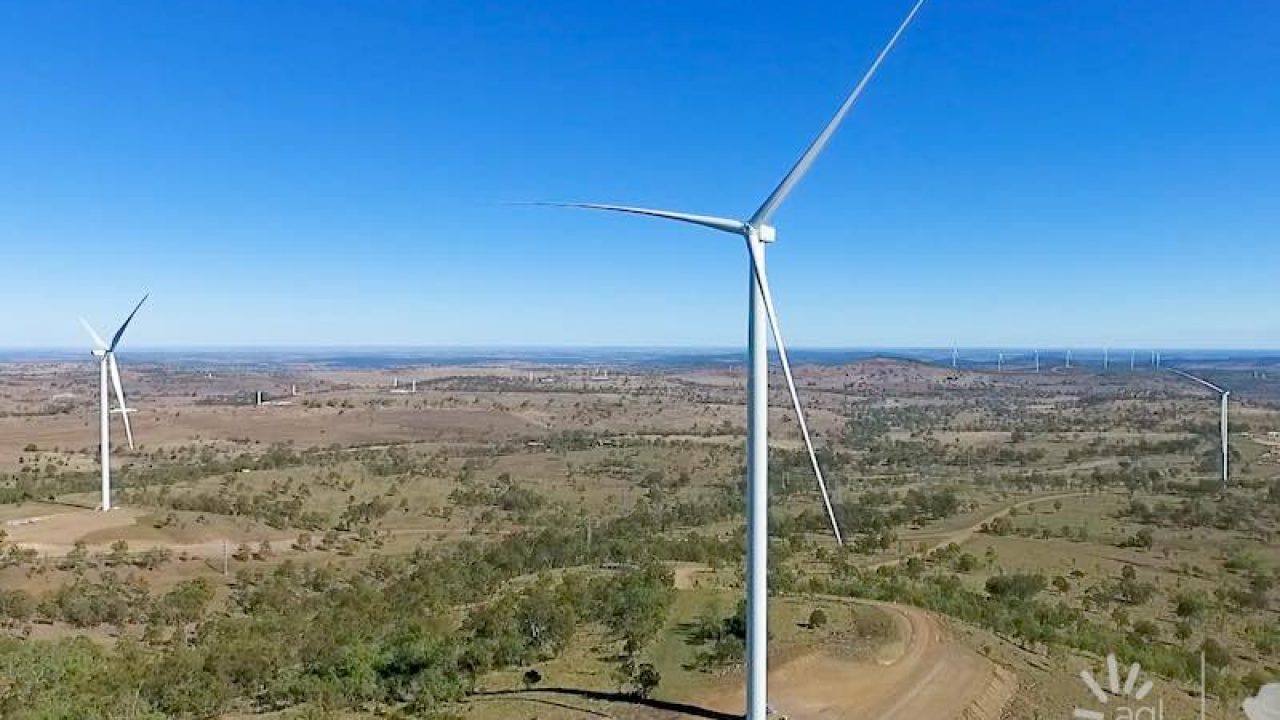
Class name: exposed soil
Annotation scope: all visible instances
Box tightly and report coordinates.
[698,603,1014,720]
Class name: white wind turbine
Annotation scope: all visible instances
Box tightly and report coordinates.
[1168,368,1231,488]
[530,3,925,717]
[80,295,147,512]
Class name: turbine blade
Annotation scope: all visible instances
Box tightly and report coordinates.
[80,318,107,350]
[749,0,926,226]
[744,238,843,545]
[1168,368,1225,394]
[109,294,149,351]
[525,202,746,235]
[108,354,135,450]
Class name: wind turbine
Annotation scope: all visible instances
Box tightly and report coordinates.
[528,3,925,717]
[80,295,147,512]
[1168,369,1231,489]
[1034,349,1040,373]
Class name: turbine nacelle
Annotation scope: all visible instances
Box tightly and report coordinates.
[751,224,778,244]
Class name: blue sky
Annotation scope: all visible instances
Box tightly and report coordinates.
[2,1,1277,349]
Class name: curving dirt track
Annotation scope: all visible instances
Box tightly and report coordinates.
[870,491,1089,571]
[700,602,1015,720]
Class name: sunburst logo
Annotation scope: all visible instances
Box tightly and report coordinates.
[1072,653,1158,720]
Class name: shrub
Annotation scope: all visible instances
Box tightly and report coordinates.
[808,608,828,629]
[985,573,1047,602]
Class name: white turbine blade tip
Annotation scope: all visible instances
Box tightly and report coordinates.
[751,0,926,225]
[527,201,747,235]
[80,318,108,350]
[109,293,148,351]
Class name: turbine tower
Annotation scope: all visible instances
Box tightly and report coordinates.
[1066,349,1072,369]
[80,295,147,512]
[1103,347,1110,371]
[1221,390,1230,488]
[1034,349,1040,373]
[1168,368,1231,488]
[952,346,958,369]
[529,4,925,716]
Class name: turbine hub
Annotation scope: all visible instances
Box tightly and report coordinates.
[753,224,777,243]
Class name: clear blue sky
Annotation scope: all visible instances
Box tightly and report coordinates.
[2,1,1277,349]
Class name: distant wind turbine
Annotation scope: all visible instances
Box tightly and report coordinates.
[1168,368,1231,488]
[526,3,926,716]
[80,295,147,512]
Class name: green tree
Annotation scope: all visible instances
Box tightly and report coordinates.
[808,608,828,629]
[634,663,661,699]
[985,573,1046,602]
[1132,619,1160,642]
[1174,591,1207,619]
[157,578,214,625]
[1200,638,1231,668]
[598,563,674,657]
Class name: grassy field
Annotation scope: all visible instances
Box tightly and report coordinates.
[0,358,1276,719]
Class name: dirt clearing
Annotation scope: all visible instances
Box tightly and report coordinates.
[699,603,1014,720]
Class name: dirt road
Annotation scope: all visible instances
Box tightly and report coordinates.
[688,493,1078,719]
[870,491,1089,570]
[700,602,1015,720]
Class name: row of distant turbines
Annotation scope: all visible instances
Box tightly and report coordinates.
[953,349,1232,488]
[955,348,1166,372]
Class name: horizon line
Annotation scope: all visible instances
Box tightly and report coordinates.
[5,344,1280,354]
